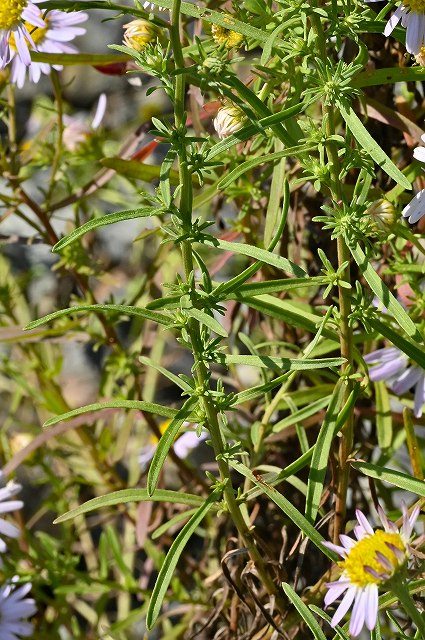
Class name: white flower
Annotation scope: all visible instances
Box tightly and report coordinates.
[0,581,37,639]
[62,93,107,152]
[213,103,245,139]
[0,0,45,69]
[143,2,166,10]
[0,473,23,553]
[9,7,88,88]
[401,132,425,224]
[366,1,425,55]
[324,505,420,636]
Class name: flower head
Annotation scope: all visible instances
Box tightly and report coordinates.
[122,19,159,51]
[0,581,37,639]
[324,505,420,636]
[62,93,107,152]
[367,0,425,55]
[364,347,425,417]
[0,0,46,68]
[366,199,396,230]
[401,133,425,224]
[139,420,206,469]
[8,7,88,88]
[0,473,23,553]
[211,23,244,49]
[213,103,245,139]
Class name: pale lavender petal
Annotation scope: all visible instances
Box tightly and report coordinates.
[413,373,425,418]
[324,580,350,607]
[21,6,46,28]
[356,509,374,535]
[384,6,403,37]
[406,12,425,54]
[14,28,31,66]
[339,534,357,550]
[0,500,23,514]
[350,589,367,637]
[91,93,107,129]
[364,584,378,631]
[413,147,425,163]
[377,504,397,532]
[49,11,88,26]
[45,27,86,42]
[375,551,393,571]
[402,189,425,224]
[331,586,357,628]
[392,366,422,395]
[368,356,407,381]
[0,519,19,538]
[364,347,401,363]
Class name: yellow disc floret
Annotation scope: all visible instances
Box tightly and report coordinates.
[404,0,425,12]
[0,0,28,30]
[211,24,244,49]
[341,531,406,587]
[9,19,47,49]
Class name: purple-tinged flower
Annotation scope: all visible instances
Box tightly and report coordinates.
[9,7,88,88]
[364,347,425,418]
[0,0,46,69]
[0,580,37,639]
[62,93,107,152]
[324,505,420,636]
[139,420,206,469]
[0,473,23,553]
[366,1,425,55]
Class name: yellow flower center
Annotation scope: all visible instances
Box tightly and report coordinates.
[404,0,425,12]
[341,530,406,586]
[211,24,244,49]
[0,0,28,30]
[9,19,47,50]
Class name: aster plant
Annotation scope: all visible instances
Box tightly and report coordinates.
[0,0,424,638]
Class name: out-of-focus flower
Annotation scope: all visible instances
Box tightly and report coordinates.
[211,23,244,49]
[143,2,165,10]
[0,581,37,639]
[0,0,45,69]
[415,43,425,64]
[366,199,396,230]
[139,421,207,469]
[62,93,107,152]
[9,7,88,88]
[366,0,425,55]
[324,505,420,636]
[213,103,245,139]
[0,473,23,553]
[364,347,425,418]
[122,19,159,51]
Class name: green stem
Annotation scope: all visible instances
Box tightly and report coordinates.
[170,0,286,611]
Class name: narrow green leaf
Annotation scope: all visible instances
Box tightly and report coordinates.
[54,489,204,523]
[185,308,228,337]
[139,356,193,393]
[272,395,332,433]
[146,487,222,629]
[203,238,306,278]
[338,102,411,189]
[305,380,345,524]
[348,243,420,340]
[43,400,183,428]
[229,460,335,559]
[218,144,316,188]
[225,355,345,371]
[151,509,196,540]
[53,207,162,252]
[24,304,171,331]
[281,584,327,640]
[100,157,180,185]
[353,66,425,89]
[309,606,350,640]
[147,398,197,497]
[224,277,326,299]
[375,381,392,450]
[351,460,425,496]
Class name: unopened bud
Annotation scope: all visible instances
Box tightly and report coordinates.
[213,103,244,139]
[123,19,158,51]
[366,199,396,230]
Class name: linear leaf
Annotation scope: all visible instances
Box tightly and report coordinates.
[281,584,327,640]
[147,398,197,497]
[100,157,179,185]
[225,355,345,371]
[272,395,332,433]
[202,238,307,278]
[146,487,222,629]
[305,380,345,524]
[139,356,193,393]
[348,242,420,340]
[310,606,350,640]
[185,308,228,337]
[338,102,411,189]
[53,207,161,252]
[43,400,183,428]
[25,304,171,331]
[351,461,425,496]
[54,489,205,523]
[225,276,326,299]
[368,318,425,368]
[375,381,392,450]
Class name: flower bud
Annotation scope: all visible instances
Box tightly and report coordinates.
[213,103,244,139]
[366,199,396,230]
[122,19,158,51]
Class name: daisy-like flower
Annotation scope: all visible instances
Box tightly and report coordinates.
[0,0,45,69]
[364,347,425,418]
[62,93,107,152]
[402,133,425,224]
[123,19,159,52]
[0,581,37,639]
[211,23,244,49]
[0,473,23,553]
[324,505,420,637]
[9,7,88,88]
[366,0,425,55]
